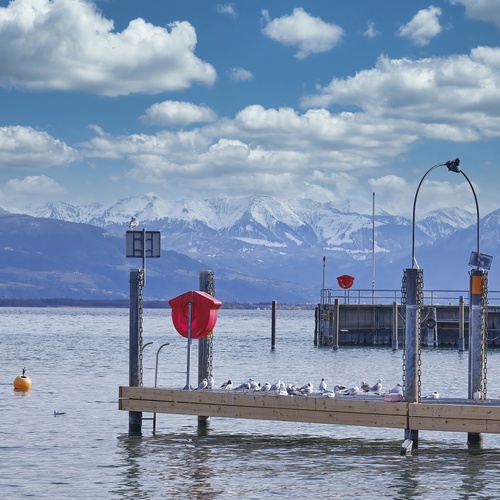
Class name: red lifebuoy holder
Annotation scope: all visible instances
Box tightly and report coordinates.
[169,291,222,339]
[337,274,355,289]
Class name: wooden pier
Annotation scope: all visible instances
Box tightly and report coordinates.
[119,387,500,436]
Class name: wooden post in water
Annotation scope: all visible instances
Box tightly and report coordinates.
[404,268,421,448]
[458,295,465,352]
[392,301,399,351]
[198,270,214,430]
[333,299,340,350]
[271,300,277,350]
[128,269,142,436]
[468,270,486,446]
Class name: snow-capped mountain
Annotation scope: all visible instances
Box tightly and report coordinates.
[21,194,496,301]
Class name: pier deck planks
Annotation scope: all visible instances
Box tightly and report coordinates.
[119,387,500,434]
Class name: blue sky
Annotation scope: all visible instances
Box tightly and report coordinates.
[1,0,500,217]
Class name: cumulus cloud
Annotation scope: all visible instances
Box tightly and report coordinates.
[0,0,216,96]
[0,126,80,168]
[141,101,217,127]
[397,6,443,46]
[228,67,254,82]
[301,48,500,142]
[5,174,67,196]
[450,0,500,27]
[261,8,344,59]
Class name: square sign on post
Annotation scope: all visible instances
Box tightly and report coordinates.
[126,230,161,259]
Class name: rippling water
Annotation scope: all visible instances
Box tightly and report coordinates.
[1,307,500,499]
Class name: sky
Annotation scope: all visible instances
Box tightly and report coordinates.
[1,0,500,218]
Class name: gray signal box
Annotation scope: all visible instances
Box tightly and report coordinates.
[126,230,161,258]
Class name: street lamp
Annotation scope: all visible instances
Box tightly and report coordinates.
[411,158,481,269]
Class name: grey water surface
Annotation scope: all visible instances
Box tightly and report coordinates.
[1,307,500,499]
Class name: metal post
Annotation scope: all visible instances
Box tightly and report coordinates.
[333,298,340,350]
[271,300,277,350]
[404,268,421,447]
[392,301,398,351]
[468,270,486,445]
[198,270,214,429]
[458,295,465,352]
[129,269,142,436]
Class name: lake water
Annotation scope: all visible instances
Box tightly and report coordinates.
[1,307,500,499]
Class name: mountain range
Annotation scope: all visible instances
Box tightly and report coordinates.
[0,194,497,303]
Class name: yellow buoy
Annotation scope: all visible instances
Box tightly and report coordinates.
[13,367,32,391]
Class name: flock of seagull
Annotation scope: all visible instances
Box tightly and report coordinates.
[194,376,440,399]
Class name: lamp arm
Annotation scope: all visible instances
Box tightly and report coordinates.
[459,170,480,265]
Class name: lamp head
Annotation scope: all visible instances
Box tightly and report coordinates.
[446,158,460,173]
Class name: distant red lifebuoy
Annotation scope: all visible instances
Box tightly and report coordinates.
[169,290,222,339]
[337,274,355,289]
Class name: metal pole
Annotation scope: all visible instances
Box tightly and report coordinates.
[185,302,193,390]
[404,268,421,447]
[128,269,142,436]
[392,301,398,351]
[152,342,170,434]
[458,295,465,352]
[372,191,376,304]
[333,298,339,350]
[468,269,486,446]
[198,270,214,429]
[271,300,277,350]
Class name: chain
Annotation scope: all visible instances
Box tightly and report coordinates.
[138,268,144,387]
[401,271,407,397]
[482,271,489,395]
[416,269,423,401]
[205,272,215,378]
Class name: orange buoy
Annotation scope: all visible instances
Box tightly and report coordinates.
[14,367,32,392]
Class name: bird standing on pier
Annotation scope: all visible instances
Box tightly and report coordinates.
[339,386,359,396]
[319,378,327,393]
[370,379,383,393]
[388,383,403,395]
[424,391,440,399]
[234,381,251,391]
[196,378,208,390]
[260,382,271,392]
[298,382,313,396]
[221,380,233,390]
[249,379,259,391]
[360,381,371,392]
[207,375,215,390]
[128,216,138,228]
[270,380,281,392]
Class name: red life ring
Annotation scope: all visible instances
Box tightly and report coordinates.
[337,274,355,289]
[169,290,222,339]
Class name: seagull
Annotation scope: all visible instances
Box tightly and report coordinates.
[319,378,327,393]
[339,386,360,396]
[424,391,440,399]
[360,381,371,392]
[249,379,259,391]
[128,216,138,228]
[322,390,335,398]
[221,380,233,390]
[260,382,271,392]
[286,383,296,396]
[370,379,383,393]
[298,383,313,396]
[207,375,215,390]
[54,411,66,417]
[270,380,281,392]
[388,383,403,394]
[234,381,251,391]
[333,384,346,394]
[196,378,208,390]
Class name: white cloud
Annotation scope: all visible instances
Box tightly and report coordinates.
[5,174,67,196]
[364,21,380,38]
[216,3,238,18]
[261,8,343,59]
[301,49,500,142]
[0,0,216,96]
[397,6,443,46]
[451,0,500,27]
[228,67,254,82]
[0,126,80,168]
[141,101,217,127]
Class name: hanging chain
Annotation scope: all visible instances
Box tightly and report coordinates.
[416,269,424,401]
[138,268,145,387]
[401,271,407,397]
[205,272,215,378]
[482,271,489,395]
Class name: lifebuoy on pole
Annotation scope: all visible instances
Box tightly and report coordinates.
[169,290,222,339]
[337,275,355,289]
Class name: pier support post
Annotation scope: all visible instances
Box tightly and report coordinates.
[198,270,215,430]
[333,299,340,350]
[403,268,422,447]
[468,269,487,445]
[392,301,398,351]
[271,300,277,350]
[129,269,142,436]
[458,295,465,352]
